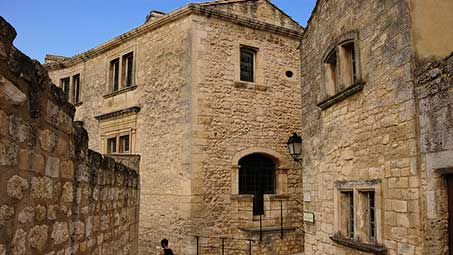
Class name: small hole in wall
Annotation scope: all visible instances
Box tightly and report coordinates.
[286,70,294,78]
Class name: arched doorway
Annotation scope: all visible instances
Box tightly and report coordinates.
[239,154,276,215]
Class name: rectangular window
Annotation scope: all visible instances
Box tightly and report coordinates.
[340,191,354,238]
[107,137,117,154]
[119,135,130,153]
[324,50,337,96]
[61,77,70,98]
[123,53,134,87]
[73,74,81,103]
[368,191,376,242]
[240,48,255,82]
[110,58,120,92]
[340,42,357,86]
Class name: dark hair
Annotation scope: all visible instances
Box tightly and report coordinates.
[161,239,169,248]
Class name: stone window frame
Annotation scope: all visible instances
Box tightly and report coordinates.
[105,46,137,97]
[318,31,365,110]
[234,42,266,91]
[332,179,384,252]
[57,67,84,106]
[104,131,132,155]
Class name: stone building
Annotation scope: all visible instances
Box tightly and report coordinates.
[300,0,453,255]
[45,0,305,254]
[0,17,140,255]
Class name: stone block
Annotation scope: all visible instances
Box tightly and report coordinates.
[31,153,45,173]
[51,222,69,245]
[11,229,26,255]
[61,182,73,203]
[7,175,29,200]
[39,129,56,153]
[18,206,34,224]
[31,177,53,201]
[0,244,5,255]
[35,205,46,222]
[60,161,74,180]
[392,200,408,213]
[29,225,49,251]
[0,139,18,166]
[45,156,60,178]
[0,205,15,225]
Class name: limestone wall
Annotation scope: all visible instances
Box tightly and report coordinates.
[415,53,453,255]
[300,1,422,254]
[0,18,140,255]
[190,12,303,254]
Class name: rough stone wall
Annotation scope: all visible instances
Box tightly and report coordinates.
[0,18,140,255]
[300,1,422,255]
[190,12,303,254]
[47,15,194,255]
[415,53,453,255]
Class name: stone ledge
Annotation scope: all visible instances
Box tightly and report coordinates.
[234,81,268,91]
[95,106,141,120]
[329,235,387,255]
[317,81,365,110]
[103,85,137,98]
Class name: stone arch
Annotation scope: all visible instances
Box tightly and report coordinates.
[231,147,289,169]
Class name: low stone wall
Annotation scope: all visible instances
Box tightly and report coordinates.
[0,17,140,255]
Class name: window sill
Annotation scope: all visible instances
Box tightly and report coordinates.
[234,81,268,91]
[329,235,387,255]
[103,85,137,99]
[317,81,365,110]
[231,194,254,202]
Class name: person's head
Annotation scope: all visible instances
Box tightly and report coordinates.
[161,239,169,248]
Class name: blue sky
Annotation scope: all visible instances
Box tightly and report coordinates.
[0,0,317,63]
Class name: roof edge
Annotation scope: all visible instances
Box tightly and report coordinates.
[45,3,303,71]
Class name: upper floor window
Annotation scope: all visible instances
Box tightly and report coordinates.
[110,58,120,92]
[61,77,70,97]
[240,47,256,82]
[324,49,337,96]
[73,74,81,104]
[339,41,357,86]
[109,52,135,93]
[123,53,134,87]
[106,134,131,154]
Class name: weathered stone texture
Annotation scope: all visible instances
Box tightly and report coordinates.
[46,1,303,254]
[300,0,422,255]
[0,17,140,255]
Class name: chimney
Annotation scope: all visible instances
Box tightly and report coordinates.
[145,10,166,24]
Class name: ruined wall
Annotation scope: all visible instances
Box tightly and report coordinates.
[415,53,453,255]
[300,1,422,254]
[190,11,303,254]
[0,18,140,255]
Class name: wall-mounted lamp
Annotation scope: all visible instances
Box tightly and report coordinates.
[287,133,302,162]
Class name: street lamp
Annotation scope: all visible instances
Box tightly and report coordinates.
[287,133,302,162]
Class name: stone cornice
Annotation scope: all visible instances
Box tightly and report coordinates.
[45,4,303,71]
[95,106,141,121]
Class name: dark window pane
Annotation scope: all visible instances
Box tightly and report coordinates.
[61,78,70,98]
[73,74,80,103]
[111,58,120,91]
[107,137,117,154]
[240,48,255,82]
[124,53,133,87]
[119,135,130,153]
[369,191,376,242]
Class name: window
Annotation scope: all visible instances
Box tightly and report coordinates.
[119,135,130,153]
[73,74,81,103]
[110,58,120,92]
[239,154,276,215]
[324,50,337,96]
[240,47,255,82]
[340,42,357,87]
[61,77,70,98]
[107,137,117,154]
[123,53,134,87]
[336,182,381,245]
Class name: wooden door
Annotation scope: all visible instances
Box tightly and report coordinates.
[447,175,453,255]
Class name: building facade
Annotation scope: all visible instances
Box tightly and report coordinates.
[300,0,453,255]
[46,1,305,254]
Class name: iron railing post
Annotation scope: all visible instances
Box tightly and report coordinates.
[259,214,263,241]
[280,200,284,239]
[221,238,224,255]
[249,240,252,255]
[196,236,199,255]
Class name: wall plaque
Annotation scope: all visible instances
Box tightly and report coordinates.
[304,212,315,223]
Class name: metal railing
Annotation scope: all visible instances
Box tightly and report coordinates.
[194,235,255,255]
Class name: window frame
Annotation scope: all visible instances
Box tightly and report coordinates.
[72,74,81,104]
[335,180,382,245]
[60,77,70,99]
[110,58,120,92]
[240,47,256,83]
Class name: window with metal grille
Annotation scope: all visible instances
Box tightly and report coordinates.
[239,154,275,215]
[110,58,120,91]
[123,53,134,87]
[73,74,81,103]
[368,191,376,242]
[240,48,255,82]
